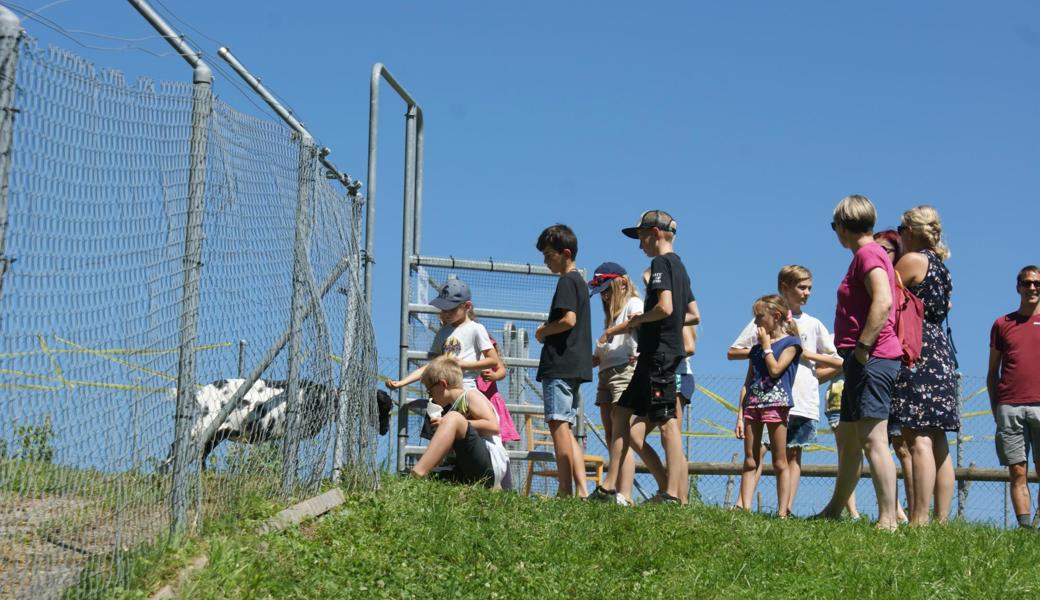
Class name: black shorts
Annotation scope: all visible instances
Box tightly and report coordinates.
[443,424,495,487]
[840,353,901,423]
[619,351,682,422]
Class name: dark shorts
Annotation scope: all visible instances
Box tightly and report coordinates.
[840,353,901,423]
[443,424,495,487]
[619,351,682,422]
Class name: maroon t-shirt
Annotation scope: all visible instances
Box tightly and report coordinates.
[990,311,1040,405]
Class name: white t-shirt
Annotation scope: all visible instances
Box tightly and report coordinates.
[730,311,837,420]
[595,297,643,370]
[430,320,494,389]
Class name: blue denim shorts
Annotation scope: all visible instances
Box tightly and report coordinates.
[786,415,818,448]
[543,377,581,424]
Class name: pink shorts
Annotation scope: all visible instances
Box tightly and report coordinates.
[743,406,790,424]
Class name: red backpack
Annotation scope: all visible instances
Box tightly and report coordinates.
[894,272,924,367]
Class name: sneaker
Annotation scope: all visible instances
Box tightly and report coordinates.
[588,485,618,503]
[616,493,632,507]
[647,490,680,505]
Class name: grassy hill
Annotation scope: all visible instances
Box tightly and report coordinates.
[110,477,1040,598]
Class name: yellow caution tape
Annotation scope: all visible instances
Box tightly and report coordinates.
[55,337,176,382]
[697,384,739,413]
[37,335,68,387]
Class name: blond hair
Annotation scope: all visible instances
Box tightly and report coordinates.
[602,274,641,327]
[753,294,799,337]
[777,265,812,292]
[832,195,876,233]
[901,205,950,260]
[421,355,463,389]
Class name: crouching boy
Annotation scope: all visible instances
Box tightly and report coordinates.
[410,355,511,489]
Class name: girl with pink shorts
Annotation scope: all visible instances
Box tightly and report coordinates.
[735,295,803,517]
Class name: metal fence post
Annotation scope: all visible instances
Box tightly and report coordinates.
[169,63,212,536]
[0,6,22,307]
[128,0,215,541]
[282,134,317,496]
[395,105,418,473]
[334,187,364,483]
[237,339,247,378]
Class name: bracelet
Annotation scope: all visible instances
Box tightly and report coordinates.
[855,340,871,351]
[763,348,773,355]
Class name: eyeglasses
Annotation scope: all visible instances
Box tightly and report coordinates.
[830,222,838,231]
[425,381,443,395]
[1018,280,1040,289]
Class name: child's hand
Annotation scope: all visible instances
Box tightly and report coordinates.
[598,333,611,345]
[627,315,641,332]
[591,355,601,367]
[734,418,745,439]
[429,415,442,429]
[480,368,495,381]
[385,379,402,390]
[756,326,772,347]
[628,353,639,366]
[535,325,546,343]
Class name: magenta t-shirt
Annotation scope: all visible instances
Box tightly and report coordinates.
[833,242,902,359]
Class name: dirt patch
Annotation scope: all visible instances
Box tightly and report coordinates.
[0,491,165,599]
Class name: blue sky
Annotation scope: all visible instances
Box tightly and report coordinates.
[7,0,1039,385]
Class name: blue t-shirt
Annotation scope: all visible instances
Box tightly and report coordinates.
[744,335,802,409]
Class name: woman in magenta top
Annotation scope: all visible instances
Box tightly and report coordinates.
[816,195,902,531]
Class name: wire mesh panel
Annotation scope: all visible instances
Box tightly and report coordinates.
[0,38,378,598]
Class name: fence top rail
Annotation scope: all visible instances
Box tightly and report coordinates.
[412,255,563,277]
[409,303,548,323]
[217,47,356,190]
[127,0,209,79]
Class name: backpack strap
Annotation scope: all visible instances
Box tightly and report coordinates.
[945,313,960,370]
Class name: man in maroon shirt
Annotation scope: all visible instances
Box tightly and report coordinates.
[988,265,1040,529]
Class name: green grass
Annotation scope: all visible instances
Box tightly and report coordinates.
[110,476,1040,599]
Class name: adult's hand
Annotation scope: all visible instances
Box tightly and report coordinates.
[854,346,869,366]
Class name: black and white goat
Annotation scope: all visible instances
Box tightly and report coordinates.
[185,378,392,467]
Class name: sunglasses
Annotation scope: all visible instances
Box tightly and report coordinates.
[897,224,909,234]
[1018,280,1040,289]
[830,222,838,231]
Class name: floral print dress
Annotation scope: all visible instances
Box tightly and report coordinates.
[891,249,959,431]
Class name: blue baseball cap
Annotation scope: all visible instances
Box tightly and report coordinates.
[430,279,471,310]
[588,262,627,296]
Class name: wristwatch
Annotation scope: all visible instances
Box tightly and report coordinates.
[855,340,871,352]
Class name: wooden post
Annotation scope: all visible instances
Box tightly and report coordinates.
[723,452,738,508]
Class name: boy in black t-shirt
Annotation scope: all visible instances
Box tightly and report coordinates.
[535,224,593,498]
[605,210,698,504]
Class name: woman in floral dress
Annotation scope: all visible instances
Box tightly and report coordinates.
[891,205,958,525]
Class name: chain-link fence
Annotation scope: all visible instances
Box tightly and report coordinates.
[393,259,1031,527]
[0,31,379,598]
